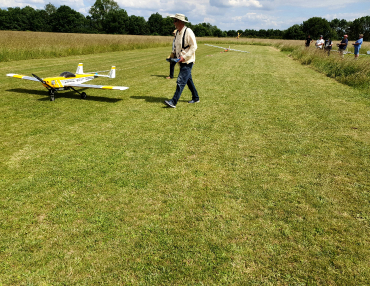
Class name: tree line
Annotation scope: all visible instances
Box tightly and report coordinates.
[0,0,369,41]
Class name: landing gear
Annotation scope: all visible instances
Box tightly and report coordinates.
[48,89,55,101]
[32,73,57,101]
[70,87,87,100]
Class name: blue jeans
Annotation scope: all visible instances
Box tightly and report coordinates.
[171,62,199,105]
[169,61,176,78]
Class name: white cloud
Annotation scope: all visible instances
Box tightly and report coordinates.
[203,17,216,24]
[261,0,368,9]
[323,9,370,21]
[231,12,280,28]
[0,0,43,8]
[210,0,262,8]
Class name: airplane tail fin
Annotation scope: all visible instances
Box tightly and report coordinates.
[109,66,116,78]
[76,63,84,74]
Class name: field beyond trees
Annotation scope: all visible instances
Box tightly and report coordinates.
[1,34,370,284]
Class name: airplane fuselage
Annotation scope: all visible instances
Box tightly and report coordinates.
[42,74,96,90]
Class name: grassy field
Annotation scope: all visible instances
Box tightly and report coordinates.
[1,31,369,61]
[1,41,370,284]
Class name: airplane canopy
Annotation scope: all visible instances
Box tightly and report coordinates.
[59,72,76,78]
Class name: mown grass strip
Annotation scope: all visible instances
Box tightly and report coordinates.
[0,44,369,284]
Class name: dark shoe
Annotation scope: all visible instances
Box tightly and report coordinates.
[188,99,200,104]
[164,100,176,108]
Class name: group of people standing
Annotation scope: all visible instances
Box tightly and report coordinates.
[305,34,364,58]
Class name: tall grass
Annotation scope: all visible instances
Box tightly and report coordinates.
[0,31,173,62]
[290,46,370,89]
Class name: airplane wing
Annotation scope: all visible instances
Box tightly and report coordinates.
[64,83,129,90]
[6,73,40,82]
[204,44,250,53]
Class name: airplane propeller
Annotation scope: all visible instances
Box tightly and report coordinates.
[32,73,57,101]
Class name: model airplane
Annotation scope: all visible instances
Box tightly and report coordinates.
[6,63,129,101]
[204,44,250,53]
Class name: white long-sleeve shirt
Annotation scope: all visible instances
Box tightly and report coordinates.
[172,26,197,64]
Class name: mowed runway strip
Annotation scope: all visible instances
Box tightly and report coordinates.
[1,44,369,284]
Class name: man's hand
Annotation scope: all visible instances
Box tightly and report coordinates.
[178,56,185,63]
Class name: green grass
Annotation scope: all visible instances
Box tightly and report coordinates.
[1,44,370,285]
[289,47,370,89]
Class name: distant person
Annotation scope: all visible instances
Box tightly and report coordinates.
[166,29,178,79]
[164,13,199,108]
[352,34,364,59]
[324,38,333,56]
[305,35,313,47]
[337,35,348,58]
[315,35,324,49]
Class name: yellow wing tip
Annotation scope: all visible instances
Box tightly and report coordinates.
[6,74,25,79]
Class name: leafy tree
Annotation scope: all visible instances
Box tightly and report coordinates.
[5,7,20,30]
[227,30,237,37]
[45,2,57,16]
[22,6,39,31]
[147,12,163,35]
[128,15,149,35]
[330,18,349,39]
[213,28,224,37]
[258,29,267,38]
[350,16,370,41]
[243,29,257,38]
[89,0,120,32]
[102,9,129,34]
[302,17,335,39]
[193,24,209,37]
[52,5,86,33]
[163,16,175,36]
[284,24,305,40]
[0,8,10,30]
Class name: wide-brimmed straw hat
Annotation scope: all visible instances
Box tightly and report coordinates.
[170,13,188,23]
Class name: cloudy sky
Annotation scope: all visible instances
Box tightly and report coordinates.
[1,0,370,31]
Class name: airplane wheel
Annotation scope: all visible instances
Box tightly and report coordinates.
[49,90,55,101]
[81,92,87,99]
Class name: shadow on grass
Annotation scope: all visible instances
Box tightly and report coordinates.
[6,88,122,103]
[151,74,178,79]
[131,95,168,103]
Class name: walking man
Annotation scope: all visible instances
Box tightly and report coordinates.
[164,13,199,108]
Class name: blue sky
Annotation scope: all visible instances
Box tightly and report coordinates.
[1,0,369,31]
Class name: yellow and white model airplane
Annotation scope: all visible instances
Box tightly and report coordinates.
[6,63,129,101]
[204,44,250,53]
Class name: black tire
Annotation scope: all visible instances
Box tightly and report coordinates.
[81,92,87,99]
[49,90,55,101]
